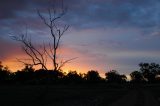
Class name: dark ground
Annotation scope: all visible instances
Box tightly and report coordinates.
[0,84,159,106]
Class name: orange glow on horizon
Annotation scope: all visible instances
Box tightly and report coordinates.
[1,44,108,78]
[2,56,106,78]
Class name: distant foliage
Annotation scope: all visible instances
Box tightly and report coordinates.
[0,61,160,84]
[139,63,160,83]
[105,70,127,83]
[14,65,35,83]
[85,70,102,83]
[129,62,160,83]
[64,71,84,83]
[130,71,144,83]
[0,62,11,83]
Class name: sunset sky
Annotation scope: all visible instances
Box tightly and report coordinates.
[1,0,160,76]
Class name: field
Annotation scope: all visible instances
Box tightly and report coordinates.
[0,84,160,106]
[0,84,129,106]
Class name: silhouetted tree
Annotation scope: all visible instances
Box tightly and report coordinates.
[47,70,64,83]
[85,70,101,83]
[130,71,144,83]
[64,71,84,83]
[139,63,160,83]
[11,0,75,71]
[33,69,64,84]
[11,34,48,70]
[105,70,126,83]
[0,62,11,83]
[34,69,49,84]
[14,65,35,83]
[37,2,73,71]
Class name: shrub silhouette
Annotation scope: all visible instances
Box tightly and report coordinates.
[139,63,160,83]
[14,65,35,83]
[1,60,160,84]
[85,70,101,83]
[105,70,126,83]
[64,71,84,83]
[130,71,144,83]
[0,62,11,83]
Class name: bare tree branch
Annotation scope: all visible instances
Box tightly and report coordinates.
[11,33,48,70]
[37,0,71,71]
[11,0,75,71]
[58,57,78,71]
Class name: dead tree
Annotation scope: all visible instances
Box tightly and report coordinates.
[37,1,70,71]
[11,0,76,71]
[11,34,48,70]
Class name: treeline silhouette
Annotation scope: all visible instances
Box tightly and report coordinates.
[0,61,160,84]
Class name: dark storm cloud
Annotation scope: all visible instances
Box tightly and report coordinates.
[62,0,160,29]
[0,0,71,37]
[0,0,63,20]
[0,0,28,19]
[1,0,160,29]
[1,0,160,46]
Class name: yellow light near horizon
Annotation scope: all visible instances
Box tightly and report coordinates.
[2,59,132,80]
[1,44,130,80]
[126,75,131,81]
[2,58,106,77]
[2,57,87,72]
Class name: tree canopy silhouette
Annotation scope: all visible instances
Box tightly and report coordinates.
[1,60,160,84]
[105,70,126,83]
[0,62,11,83]
[64,71,84,83]
[85,70,101,83]
[130,71,144,83]
[139,62,160,83]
